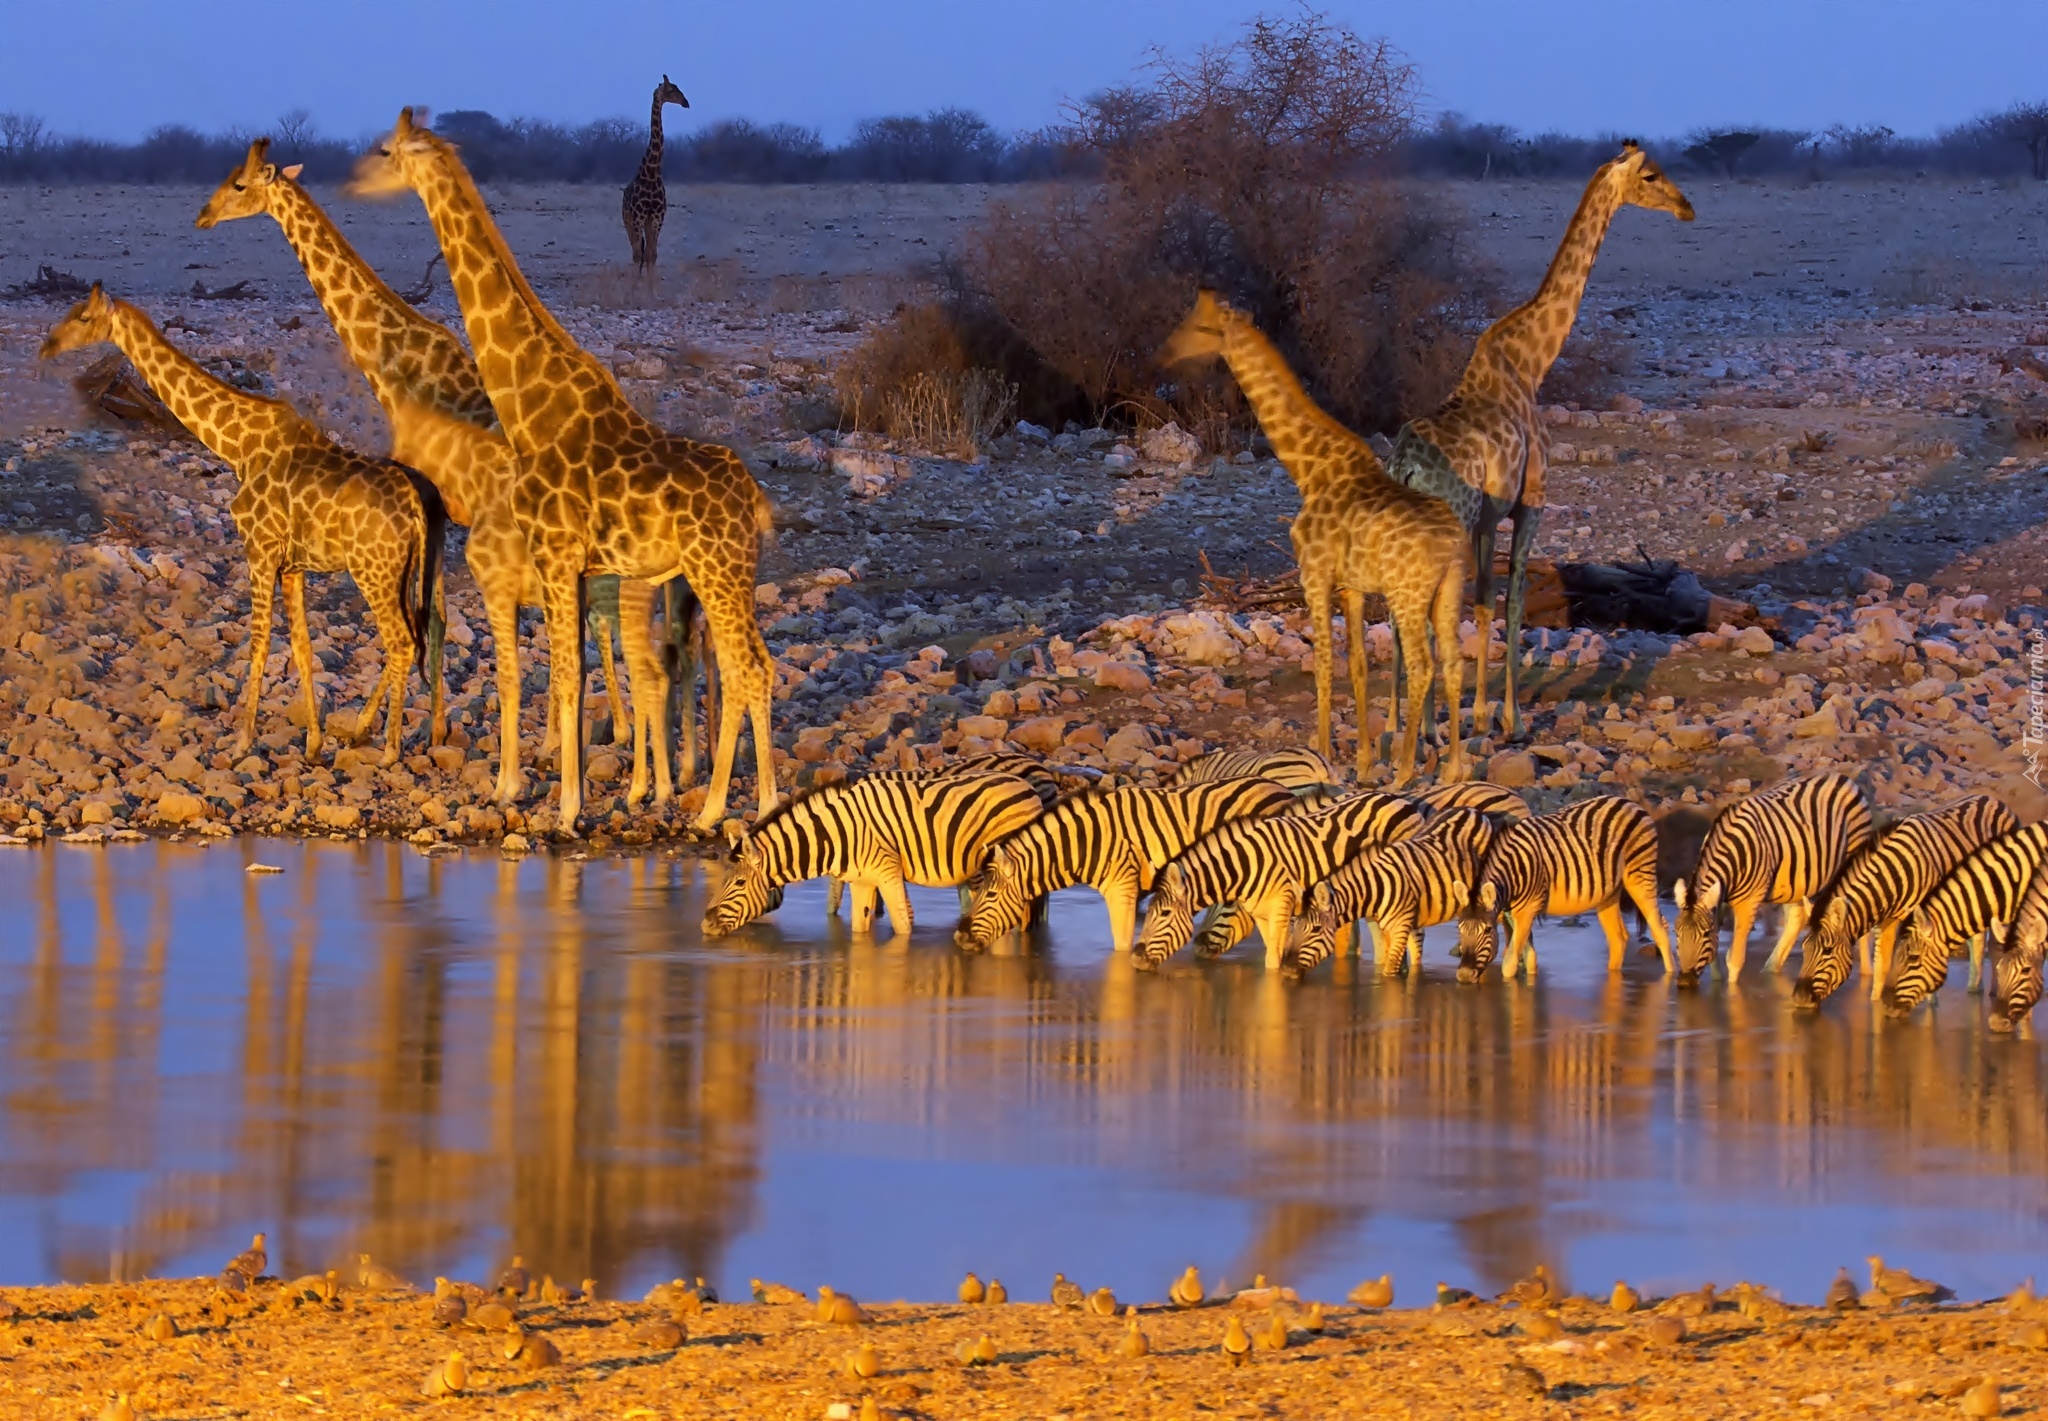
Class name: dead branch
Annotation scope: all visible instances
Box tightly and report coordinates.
[2,264,91,300]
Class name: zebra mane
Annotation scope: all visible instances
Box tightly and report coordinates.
[743,778,850,841]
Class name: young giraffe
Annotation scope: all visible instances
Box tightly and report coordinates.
[38,285,443,763]
[622,75,689,275]
[1160,291,1471,784]
[1387,141,1693,738]
[195,140,698,807]
[350,109,776,834]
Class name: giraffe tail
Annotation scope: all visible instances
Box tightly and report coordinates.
[394,464,447,676]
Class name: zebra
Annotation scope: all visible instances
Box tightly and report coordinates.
[1454,795,1671,982]
[1790,794,2017,1009]
[1989,856,2048,1032]
[822,753,1074,919]
[1133,791,1421,970]
[1291,807,1496,978]
[1672,773,1873,986]
[1410,780,1531,825]
[1883,822,2048,1018]
[955,777,1298,953]
[700,771,1045,938]
[1170,746,1338,795]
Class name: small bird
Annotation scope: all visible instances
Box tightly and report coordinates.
[693,1276,719,1305]
[1501,1264,1555,1308]
[141,1312,178,1343]
[644,1278,687,1306]
[1671,1282,1718,1318]
[420,1351,468,1397]
[956,1334,998,1365]
[1827,1267,1860,1312]
[320,1269,340,1303]
[433,1288,467,1328]
[469,1299,516,1332]
[1086,1287,1118,1317]
[225,1232,267,1282]
[958,1272,985,1305]
[1255,1311,1290,1351]
[540,1274,567,1305]
[1119,1311,1150,1358]
[98,1395,136,1421]
[751,1278,807,1305]
[1435,1282,1475,1308]
[216,1267,246,1295]
[843,1341,880,1379]
[1170,1266,1204,1309]
[1501,1361,1548,1400]
[1960,1379,2003,1419]
[1051,1273,1085,1309]
[504,1323,561,1371]
[1516,1309,1562,1341]
[578,1277,597,1302]
[984,1278,1007,1304]
[673,1284,706,1316]
[1221,1314,1252,1366]
[2013,1319,2048,1350]
[1640,1314,1687,1346]
[1347,1274,1393,1310]
[496,1255,531,1298]
[1610,1280,1639,1314]
[358,1253,413,1293]
[632,1316,685,1350]
[1302,1301,1325,1333]
[821,1288,869,1326]
[1869,1255,1946,1302]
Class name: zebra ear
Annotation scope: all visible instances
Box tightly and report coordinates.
[1698,880,1722,911]
[1162,862,1185,894]
[1478,882,1496,910]
[1672,878,1688,909]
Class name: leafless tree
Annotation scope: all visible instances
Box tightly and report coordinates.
[1983,102,2048,179]
[1682,130,1761,178]
[0,111,47,159]
[274,107,316,157]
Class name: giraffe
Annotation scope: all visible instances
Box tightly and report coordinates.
[622,75,689,276]
[1387,141,1693,739]
[1160,292,1471,785]
[196,139,701,807]
[38,285,444,764]
[350,109,776,834]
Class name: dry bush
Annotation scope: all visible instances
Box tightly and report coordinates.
[883,369,1018,455]
[1539,324,1635,408]
[946,10,1493,434]
[682,258,745,304]
[768,273,831,314]
[831,303,1015,454]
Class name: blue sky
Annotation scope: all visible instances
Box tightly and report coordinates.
[10,0,2048,143]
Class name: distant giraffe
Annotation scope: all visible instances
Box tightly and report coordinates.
[1387,141,1693,739]
[622,75,689,276]
[196,139,704,807]
[39,285,443,764]
[1160,291,1471,784]
[352,109,776,834]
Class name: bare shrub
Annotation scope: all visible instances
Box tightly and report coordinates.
[884,369,1018,455]
[1540,324,1635,408]
[831,304,1017,454]
[948,10,1492,434]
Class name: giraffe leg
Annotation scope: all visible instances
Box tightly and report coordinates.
[1303,577,1337,766]
[280,571,320,764]
[618,579,673,809]
[1342,587,1372,780]
[1502,502,1542,742]
[694,595,776,832]
[1430,554,1469,782]
[644,206,665,276]
[1386,590,1433,787]
[424,581,447,748]
[1467,508,1497,737]
[360,570,418,767]
[481,570,526,804]
[236,560,281,758]
[535,560,590,835]
[664,583,699,788]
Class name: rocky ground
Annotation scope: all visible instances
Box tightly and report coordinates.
[3,1271,2042,1421]
[2,179,2047,851]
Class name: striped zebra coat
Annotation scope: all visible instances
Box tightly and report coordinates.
[1135,791,1421,969]
[1170,746,1339,794]
[1673,774,1873,985]
[700,772,1044,938]
[1990,856,2048,1032]
[1292,807,1496,978]
[1411,781,1532,825]
[955,778,1297,953]
[1884,822,2048,1018]
[1455,796,1671,982]
[1791,794,2017,1009]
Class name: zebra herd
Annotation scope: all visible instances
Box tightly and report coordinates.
[698,750,2047,1032]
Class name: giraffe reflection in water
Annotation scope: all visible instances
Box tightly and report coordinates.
[0,848,2042,1301]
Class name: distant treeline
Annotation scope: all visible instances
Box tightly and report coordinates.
[6,100,2048,186]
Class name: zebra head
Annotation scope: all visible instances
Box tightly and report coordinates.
[700,834,777,938]
[1790,912,1853,1010]
[1989,942,2042,1033]
[955,845,1028,950]
[1671,876,1722,987]
[1286,882,1343,979]
[1453,879,1500,984]
[1134,863,1197,969]
[1881,909,1948,1018]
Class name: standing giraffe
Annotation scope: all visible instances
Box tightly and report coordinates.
[1160,292,1471,784]
[1388,141,1693,738]
[622,75,689,276]
[351,109,776,834]
[38,285,443,764]
[195,139,704,807]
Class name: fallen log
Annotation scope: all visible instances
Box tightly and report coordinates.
[1,264,91,300]
[72,353,187,435]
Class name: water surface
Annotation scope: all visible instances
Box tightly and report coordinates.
[0,839,2042,1305]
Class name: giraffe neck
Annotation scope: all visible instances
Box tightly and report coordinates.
[637,95,666,183]
[107,300,296,469]
[1218,320,1365,497]
[1488,174,1626,390]
[266,177,493,428]
[406,152,594,444]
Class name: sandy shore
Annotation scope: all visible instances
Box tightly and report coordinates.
[3,1273,2044,1420]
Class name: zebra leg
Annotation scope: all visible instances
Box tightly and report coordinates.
[827,878,845,917]
[1195,902,1256,959]
[877,871,915,937]
[1725,902,1760,982]
[1513,913,1539,978]
[1967,930,1987,992]
[1259,889,1300,972]
[1597,900,1629,972]
[1101,872,1141,954]
[1869,920,1903,1001]
[1626,874,1675,973]
[1764,901,1808,974]
[1856,929,1873,980]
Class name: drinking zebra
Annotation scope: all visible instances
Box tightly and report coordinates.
[1292,806,1496,977]
[1883,822,2048,1018]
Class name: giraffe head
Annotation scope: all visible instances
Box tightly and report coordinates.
[655,74,690,110]
[1604,141,1695,222]
[195,138,304,228]
[347,108,447,200]
[37,282,117,360]
[1157,290,1243,366]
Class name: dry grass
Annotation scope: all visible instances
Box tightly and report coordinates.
[882,367,1018,456]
